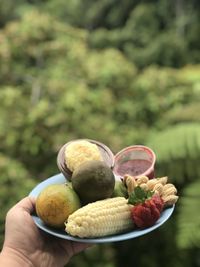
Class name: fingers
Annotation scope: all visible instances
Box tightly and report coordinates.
[13,196,36,214]
[60,239,92,260]
[71,242,92,255]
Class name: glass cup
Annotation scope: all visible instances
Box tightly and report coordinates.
[113,145,156,179]
[57,139,115,180]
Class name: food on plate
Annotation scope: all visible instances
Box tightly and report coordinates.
[36,184,81,228]
[72,160,115,203]
[64,140,102,172]
[128,186,164,228]
[35,138,179,238]
[112,180,128,198]
[65,197,134,238]
[123,175,179,207]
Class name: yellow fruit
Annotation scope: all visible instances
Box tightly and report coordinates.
[36,183,81,228]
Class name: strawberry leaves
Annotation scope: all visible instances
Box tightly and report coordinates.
[128,186,154,205]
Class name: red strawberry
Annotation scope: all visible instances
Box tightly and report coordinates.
[152,194,164,213]
[131,199,160,228]
[128,186,164,228]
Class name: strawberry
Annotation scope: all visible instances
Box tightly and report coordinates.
[151,194,164,213]
[128,186,164,228]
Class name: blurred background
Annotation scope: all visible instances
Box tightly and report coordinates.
[0,0,200,266]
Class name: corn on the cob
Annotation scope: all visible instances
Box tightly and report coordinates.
[65,197,133,238]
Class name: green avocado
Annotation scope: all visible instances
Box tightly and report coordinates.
[71,160,115,203]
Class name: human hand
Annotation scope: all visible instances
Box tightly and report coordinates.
[0,197,90,267]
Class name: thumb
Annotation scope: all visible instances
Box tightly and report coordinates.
[13,196,36,214]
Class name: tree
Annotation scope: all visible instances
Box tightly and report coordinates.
[0,3,200,267]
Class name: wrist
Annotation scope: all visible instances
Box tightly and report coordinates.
[0,246,35,267]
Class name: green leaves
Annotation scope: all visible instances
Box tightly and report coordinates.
[177,180,200,249]
[147,123,200,184]
[0,2,199,265]
[128,186,154,205]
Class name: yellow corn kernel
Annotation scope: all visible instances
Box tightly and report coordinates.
[65,197,133,238]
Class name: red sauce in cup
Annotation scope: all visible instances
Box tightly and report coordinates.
[115,159,152,177]
[113,145,156,179]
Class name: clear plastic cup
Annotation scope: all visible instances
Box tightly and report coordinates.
[113,145,156,179]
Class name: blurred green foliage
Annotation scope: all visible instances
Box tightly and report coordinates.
[0,1,200,267]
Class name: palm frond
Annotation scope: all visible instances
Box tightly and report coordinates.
[147,123,200,184]
[163,103,200,125]
[176,180,200,249]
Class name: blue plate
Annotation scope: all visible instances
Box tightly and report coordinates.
[29,173,175,243]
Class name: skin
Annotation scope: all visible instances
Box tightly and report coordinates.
[0,197,90,267]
